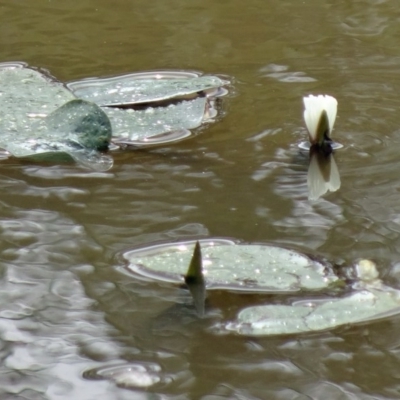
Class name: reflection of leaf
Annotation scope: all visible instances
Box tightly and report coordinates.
[123,239,340,293]
[184,241,206,317]
[308,146,341,200]
[226,288,400,336]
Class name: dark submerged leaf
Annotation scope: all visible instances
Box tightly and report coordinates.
[43,99,112,151]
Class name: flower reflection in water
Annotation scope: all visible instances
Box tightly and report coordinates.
[307,144,341,201]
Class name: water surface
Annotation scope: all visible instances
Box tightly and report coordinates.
[1,0,400,398]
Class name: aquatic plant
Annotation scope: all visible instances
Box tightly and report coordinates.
[123,239,340,293]
[302,94,341,200]
[303,94,337,147]
[0,62,230,170]
[184,241,206,317]
[122,238,400,336]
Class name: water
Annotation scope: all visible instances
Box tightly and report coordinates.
[1,0,400,398]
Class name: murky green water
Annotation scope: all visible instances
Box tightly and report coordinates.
[2,0,400,398]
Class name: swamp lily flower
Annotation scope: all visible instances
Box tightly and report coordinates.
[303,94,337,146]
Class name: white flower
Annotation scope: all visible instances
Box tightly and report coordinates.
[303,94,337,145]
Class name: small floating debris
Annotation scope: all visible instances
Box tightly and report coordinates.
[83,362,166,390]
[355,259,380,282]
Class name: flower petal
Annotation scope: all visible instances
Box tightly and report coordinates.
[303,95,337,143]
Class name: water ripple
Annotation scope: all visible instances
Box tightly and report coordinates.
[340,6,389,37]
[260,64,317,83]
[0,207,120,399]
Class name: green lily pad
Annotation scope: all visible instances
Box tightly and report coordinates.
[0,63,229,167]
[0,63,228,159]
[105,96,208,146]
[67,70,229,106]
[0,62,75,131]
[123,239,340,293]
[0,96,113,171]
[225,288,400,336]
[0,63,113,170]
[69,70,228,147]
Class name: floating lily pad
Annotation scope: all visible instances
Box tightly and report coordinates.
[105,96,208,146]
[0,97,113,171]
[225,288,400,336]
[123,239,340,293]
[69,70,228,147]
[0,63,229,167]
[0,63,113,170]
[0,62,75,132]
[67,70,229,106]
